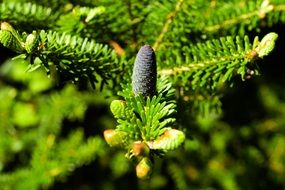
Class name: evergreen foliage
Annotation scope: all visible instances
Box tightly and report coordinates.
[0,0,285,189]
[0,1,59,30]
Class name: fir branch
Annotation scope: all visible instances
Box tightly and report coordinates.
[55,5,110,42]
[146,0,285,52]
[0,23,119,87]
[157,33,278,90]
[92,0,153,48]
[266,1,285,26]
[122,0,153,47]
[0,2,59,31]
[106,76,185,177]
[153,0,184,50]
[37,30,118,87]
[37,85,90,135]
[0,132,105,190]
[18,0,69,9]
[204,0,285,35]
[113,77,178,142]
[125,0,138,46]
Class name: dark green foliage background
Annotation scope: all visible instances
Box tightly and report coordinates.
[0,0,285,190]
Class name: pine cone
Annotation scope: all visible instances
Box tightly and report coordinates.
[132,45,157,97]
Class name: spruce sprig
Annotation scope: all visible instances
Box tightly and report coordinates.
[105,45,185,179]
[158,33,278,90]
[37,30,117,87]
[0,22,118,88]
[203,0,285,35]
[106,77,185,179]
[108,77,181,147]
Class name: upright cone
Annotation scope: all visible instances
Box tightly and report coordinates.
[132,45,157,97]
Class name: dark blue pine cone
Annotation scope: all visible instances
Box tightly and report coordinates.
[132,45,157,97]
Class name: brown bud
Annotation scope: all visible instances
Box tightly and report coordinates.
[132,141,150,157]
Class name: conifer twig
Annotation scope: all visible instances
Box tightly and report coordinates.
[153,0,184,50]
[109,40,125,56]
[158,65,204,76]
[205,0,285,32]
[125,0,139,47]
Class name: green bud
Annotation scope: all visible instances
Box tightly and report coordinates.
[255,32,278,58]
[1,22,16,33]
[25,31,39,53]
[0,30,24,52]
[0,22,24,52]
[136,157,152,179]
[103,129,128,147]
[110,99,126,118]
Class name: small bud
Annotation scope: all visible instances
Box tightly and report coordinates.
[255,32,278,58]
[0,22,24,52]
[110,99,126,118]
[1,22,15,32]
[132,45,157,97]
[25,31,39,53]
[132,141,150,157]
[103,129,128,147]
[0,22,23,43]
[136,157,152,179]
[0,30,24,52]
[149,128,185,151]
